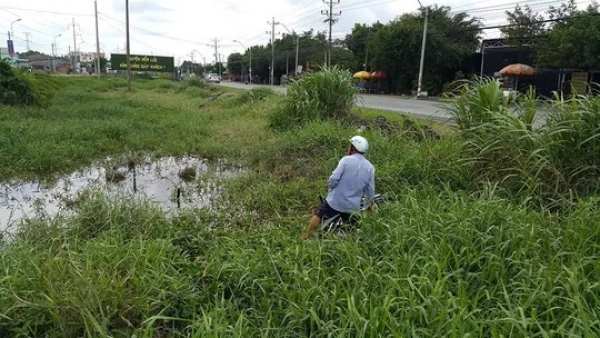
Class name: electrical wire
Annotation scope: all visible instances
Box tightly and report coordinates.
[0,5,93,17]
[98,17,172,56]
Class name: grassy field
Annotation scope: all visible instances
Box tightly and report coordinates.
[0,75,599,337]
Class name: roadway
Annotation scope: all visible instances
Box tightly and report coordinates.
[218,81,453,123]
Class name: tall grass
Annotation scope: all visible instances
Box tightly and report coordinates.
[1,75,600,337]
[2,188,599,337]
[445,78,600,208]
[269,66,357,130]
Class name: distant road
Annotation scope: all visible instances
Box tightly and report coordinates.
[218,81,453,123]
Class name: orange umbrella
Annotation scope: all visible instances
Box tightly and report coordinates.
[499,63,535,76]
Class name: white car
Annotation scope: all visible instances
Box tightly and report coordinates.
[207,73,221,84]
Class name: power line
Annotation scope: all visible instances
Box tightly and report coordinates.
[0,5,93,17]
[99,13,235,49]
[98,17,171,55]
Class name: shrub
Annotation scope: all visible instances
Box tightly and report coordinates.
[0,60,64,108]
[268,65,357,130]
[0,60,37,106]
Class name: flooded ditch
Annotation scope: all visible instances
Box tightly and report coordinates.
[0,156,244,231]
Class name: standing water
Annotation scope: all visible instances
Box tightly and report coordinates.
[0,156,244,231]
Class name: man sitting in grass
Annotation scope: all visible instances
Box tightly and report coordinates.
[301,136,376,240]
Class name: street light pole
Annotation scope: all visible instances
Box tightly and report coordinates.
[233,40,251,83]
[416,1,428,98]
[10,18,21,40]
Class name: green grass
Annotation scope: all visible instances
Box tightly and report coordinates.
[0,76,599,337]
[445,78,600,209]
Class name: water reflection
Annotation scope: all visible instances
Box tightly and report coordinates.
[0,156,243,230]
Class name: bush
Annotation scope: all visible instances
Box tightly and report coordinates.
[0,60,37,106]
[0,60,63,108]
[269,65,357,130]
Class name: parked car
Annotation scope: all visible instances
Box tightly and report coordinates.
[207,73,221,84]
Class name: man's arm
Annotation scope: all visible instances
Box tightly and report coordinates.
[327,157,347,190]
[365,167,376,208]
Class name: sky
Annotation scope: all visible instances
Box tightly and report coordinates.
[0,0,591,65]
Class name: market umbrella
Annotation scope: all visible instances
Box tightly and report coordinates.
[370,71,388,79]
[499,63,536,76]
[370,71,388,92]
[353,71,371,79]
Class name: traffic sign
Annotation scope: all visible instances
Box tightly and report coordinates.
[7,40,14,57]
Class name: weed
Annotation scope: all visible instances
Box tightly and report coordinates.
[1,75,599,337]
[269,65,357,130]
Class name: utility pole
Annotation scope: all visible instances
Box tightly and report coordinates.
[295,35,299,76]
[219,53,222,77]
[52,34,61,73]
[94,0,101,78]
[321,0,341,67]
[267,17,280,85]
[25,32,30,51]
[51,43,55,72]
[125,0,132,91]
[71,18,78,73]
[208,38,220,75]
[416,1,428,98]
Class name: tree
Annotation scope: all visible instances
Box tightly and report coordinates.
[368,5,481,95]
[500,4,546,47]
[535,4,600,70]
[227,53,244,76]
[345,22,383,72]
[548,0,577,23]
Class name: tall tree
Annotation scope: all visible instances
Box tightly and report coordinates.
[547,0,577,23]
[227,53,244,76]
[369,5,481,95]
[345,22,383,72]
[500,4,546,47]
[535,4,600,70]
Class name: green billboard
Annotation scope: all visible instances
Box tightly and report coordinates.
[110,54,174,72]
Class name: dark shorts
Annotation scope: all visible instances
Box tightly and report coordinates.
[316,200,358,225]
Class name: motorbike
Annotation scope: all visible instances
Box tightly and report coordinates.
[316,193,388,238]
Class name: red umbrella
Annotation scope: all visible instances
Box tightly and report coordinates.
[370,71,388,79]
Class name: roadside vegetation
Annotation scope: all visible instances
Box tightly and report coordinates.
[0,69,599,337]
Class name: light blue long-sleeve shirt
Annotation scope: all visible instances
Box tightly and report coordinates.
[326,153,375,213]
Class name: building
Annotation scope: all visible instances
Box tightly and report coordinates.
[77,52,105,63]
[471,38,585,98]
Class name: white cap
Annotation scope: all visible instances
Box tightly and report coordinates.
[350,135,369,153]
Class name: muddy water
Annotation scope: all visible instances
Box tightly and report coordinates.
[0,156,243,231]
